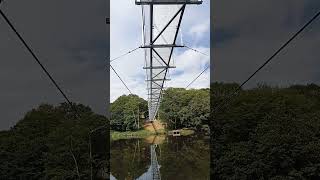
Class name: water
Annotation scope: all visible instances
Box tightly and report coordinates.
[110,135,210,180]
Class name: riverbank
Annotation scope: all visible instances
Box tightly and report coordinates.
[111,129,195,141]
[111,130,159,141]
[179,129,195,136]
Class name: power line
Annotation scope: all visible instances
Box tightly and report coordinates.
[110,64,133,94]
[0,9,81,117]
[186,65,209,89]
[110,46,140,62]
[213,9,320,114]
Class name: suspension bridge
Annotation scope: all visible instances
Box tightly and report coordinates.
[2,0,320,179]
[110,0,209,123]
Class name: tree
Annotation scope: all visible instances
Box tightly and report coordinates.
[0,103,109,179]
[110,94,148,131]
[159,88,210,130]
[211,83,320,179]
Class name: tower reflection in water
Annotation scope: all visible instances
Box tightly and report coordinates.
[110,135,210,180]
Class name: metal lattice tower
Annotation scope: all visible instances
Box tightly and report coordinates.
[136,0,203,121]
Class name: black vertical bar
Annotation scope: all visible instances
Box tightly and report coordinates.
[152,5,185,44]
[157,5,186,107]
[168,4,185,67]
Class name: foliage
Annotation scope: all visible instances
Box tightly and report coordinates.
[211,83,320,179]
[110,94,148,131]
[111,130,155,141]
[0,103,109,179]
[159,88,210,130]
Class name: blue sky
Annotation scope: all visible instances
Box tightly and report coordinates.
[110,0,210,102]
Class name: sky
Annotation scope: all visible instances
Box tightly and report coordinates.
[212,0,320,88]
[0,0,108,130]
[110,0,210,102]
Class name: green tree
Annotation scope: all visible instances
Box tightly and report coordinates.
[110,94,148,131]
[159,88,209,130]
[0,103,109,179]
[211,83,320,179]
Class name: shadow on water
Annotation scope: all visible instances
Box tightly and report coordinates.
[110,134,210,180]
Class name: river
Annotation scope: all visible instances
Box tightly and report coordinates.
[110,134,210,180]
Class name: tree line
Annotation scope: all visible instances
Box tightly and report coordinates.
[0,103,109,179]
[110,88,210,132]
[211,83,320,179]
[2,83,320,178]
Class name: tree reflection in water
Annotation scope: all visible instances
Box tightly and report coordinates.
[110,135,209,180]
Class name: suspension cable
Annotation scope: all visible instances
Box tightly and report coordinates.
[213,9,320,114]
[110,64,133,94]
[183,45,210,88]
[184,45,209,56]
[110,46,140,63]
[0,9,81,117]
[186,65,209,89]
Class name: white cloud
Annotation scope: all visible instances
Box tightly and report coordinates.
[189,19,210,40]
[110,0,210,102]
[166,47,210,89]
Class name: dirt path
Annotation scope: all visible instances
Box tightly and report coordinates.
[143,120,165,133]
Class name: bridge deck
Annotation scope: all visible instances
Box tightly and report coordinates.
[136,0,202,5]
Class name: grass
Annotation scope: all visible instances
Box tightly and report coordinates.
[111,129,156,141]
[111,128,195,141]
[155,129,166,134]
[180,129,195,136]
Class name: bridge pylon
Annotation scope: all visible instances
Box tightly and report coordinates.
[135,0,203,121]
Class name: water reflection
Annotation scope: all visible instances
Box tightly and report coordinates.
[110,135,209,180]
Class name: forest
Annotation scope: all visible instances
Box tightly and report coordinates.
[211,83,320,179]
[1,83,320,179]
[110,88,210,132]
[0,103,109,179]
